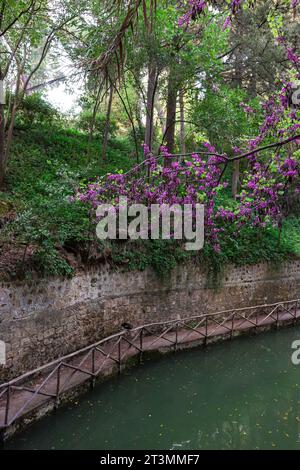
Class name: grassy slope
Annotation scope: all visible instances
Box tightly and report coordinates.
[0,125,133,277]
[0,124,299,280]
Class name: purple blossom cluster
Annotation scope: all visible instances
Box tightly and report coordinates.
[178,0,207,27]
[240,102,255,114]
[76,128,299,251]
[178,0,243,29]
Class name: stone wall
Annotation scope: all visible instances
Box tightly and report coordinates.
[1,260,300,381]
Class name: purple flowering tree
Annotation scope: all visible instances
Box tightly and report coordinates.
[76,0,300,252]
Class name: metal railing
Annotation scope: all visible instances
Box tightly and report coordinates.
[0,298,299,430]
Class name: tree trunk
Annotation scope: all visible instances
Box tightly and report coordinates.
[88,82,103,157]
[0,101,5,189]
[5,99,17,167]
[164,68,178,163]
[232,47,242,89]
[232,159,240,199]
[101,84,113,161]
[249,64,257,99]
[135,93,144,140]
[0,70,5,188]
[179,89,186,159]
[154,96,165,136]
[144,63,157,151]
[3,70,22,177]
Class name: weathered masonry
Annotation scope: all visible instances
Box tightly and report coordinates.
[0,260,300,381]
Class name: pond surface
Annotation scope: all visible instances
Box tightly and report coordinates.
[5,325,300,450]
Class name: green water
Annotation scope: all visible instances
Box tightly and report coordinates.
[5,326,300,450]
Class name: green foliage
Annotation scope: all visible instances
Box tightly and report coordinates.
[219,224,294,266]
[106,216,300,281]
[15,94,60,129]
[110,239,190,277]
[2,123,133,277]
[146,240,189,276]
[190,220,299,288]
[32,243,74,278]
[280,217,300,257]
[76,110,118,138]
[191,85,262,153]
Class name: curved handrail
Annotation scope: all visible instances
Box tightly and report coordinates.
[0,298,299,430]
[0,298,299,390]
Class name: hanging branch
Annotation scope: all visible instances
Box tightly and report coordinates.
[88,78,105,156]
[93,1,142,76]
[92,1,157,76]
[101,81,114,161]
[108,74,140,162]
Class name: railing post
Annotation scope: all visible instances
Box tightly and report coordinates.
[90,348,96,390]
[204,316,208,346]
[92,348,96,374]
[139,329,143,364]
[55,364,61,409]
[175,322,179,352]
[118,338,122,374]
[4,386,11,427]
[230,313,235,340]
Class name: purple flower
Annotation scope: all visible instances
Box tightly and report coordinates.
[287,47,299,65]
[222,16,231,30]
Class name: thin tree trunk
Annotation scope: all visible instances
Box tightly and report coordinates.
[144,62,157,151]
[111,79,140,162]
[164,68,178,164]
[154,96,165,136]
[249,64,257,99]
[5,100,18,167]
[88,81,103,157]
[101,84,113,161]
[4,70,22,174]
[232,37,242,88]
[232,159,240,200]
[0,101,5,189]
[135,91,144,140]
[179,89,186,159]
[0,69,5,188]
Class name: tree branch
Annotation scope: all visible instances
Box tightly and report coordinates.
[229,135,300,162]
[0,0,36,37]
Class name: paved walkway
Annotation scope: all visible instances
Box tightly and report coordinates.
[1,307,300,435]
